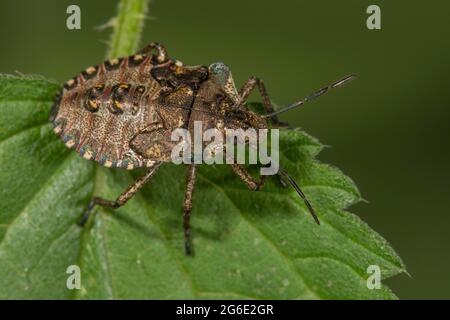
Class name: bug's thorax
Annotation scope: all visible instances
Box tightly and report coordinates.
[188,62,268,134]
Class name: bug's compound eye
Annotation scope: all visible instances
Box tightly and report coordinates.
[209,62,239,104]
[208,62,231,86]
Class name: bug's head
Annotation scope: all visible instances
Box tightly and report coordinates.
[208,62,240,105]
[208,62,267,130]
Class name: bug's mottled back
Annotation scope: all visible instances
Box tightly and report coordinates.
[51,54,165,169]
[51,42,212,170]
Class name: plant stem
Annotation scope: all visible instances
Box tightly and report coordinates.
[107,0,150,59]
[96,0,150,201]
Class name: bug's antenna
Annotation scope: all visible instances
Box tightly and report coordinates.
[263,74,357,118]
[278,168,320,225]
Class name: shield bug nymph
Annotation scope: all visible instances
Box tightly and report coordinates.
[50,42,355,254]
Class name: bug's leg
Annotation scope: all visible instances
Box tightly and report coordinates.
[78,162,162,226]
[231,164,320,225]
[183,164,197,255]
[238,79,289,186]
[238,76,284,126]
[229,164,266,191]
[138,42,168,63]
[230,163,287,192]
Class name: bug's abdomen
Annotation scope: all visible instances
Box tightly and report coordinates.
[51,54,163,169]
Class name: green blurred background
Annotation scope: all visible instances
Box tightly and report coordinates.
[0,0,449,299]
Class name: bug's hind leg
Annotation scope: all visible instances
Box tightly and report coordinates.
[229,164,266,191]
[138,42,168,63]
[231,163,288,190]
[238,76,285,126]
[183,164,197,255]
[78,162,162,226]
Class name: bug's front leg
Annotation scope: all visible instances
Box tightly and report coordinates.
[78,162,162,226]
[229,164,266,191]
[183,164,197,255]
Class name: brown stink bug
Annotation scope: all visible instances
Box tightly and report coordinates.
[50,42,355,254]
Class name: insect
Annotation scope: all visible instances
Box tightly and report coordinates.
[50,42,355,255]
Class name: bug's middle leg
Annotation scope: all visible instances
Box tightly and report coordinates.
[183,164,197,255]
[79,162,162,226]
[229,164,266,191]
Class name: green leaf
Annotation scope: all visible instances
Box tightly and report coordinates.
[0,74,405,299]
